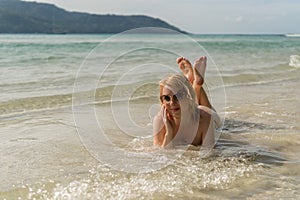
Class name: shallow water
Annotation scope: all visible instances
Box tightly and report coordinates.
[0,32,299,199]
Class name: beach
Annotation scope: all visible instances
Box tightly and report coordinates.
[0,32,299,199]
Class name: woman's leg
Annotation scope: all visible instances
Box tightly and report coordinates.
[177,56,213,109]
[193,56,213,109]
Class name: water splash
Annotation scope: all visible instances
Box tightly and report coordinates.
[289,55,300,68]
[24,153,262,200]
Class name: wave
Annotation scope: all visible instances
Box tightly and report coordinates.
[1,59,299,118]
[289,55,300,68]
[2,61,299,117]
[285,34,300,37]
[0,83,159,118]
[220,62,300,88]
[0,93,72,118]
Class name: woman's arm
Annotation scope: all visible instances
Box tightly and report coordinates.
[153,107,174,148]
[153,113,165,147]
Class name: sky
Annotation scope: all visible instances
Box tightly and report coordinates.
[23,0,300,34]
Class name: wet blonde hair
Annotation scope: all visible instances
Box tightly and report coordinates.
[159,74,199,121]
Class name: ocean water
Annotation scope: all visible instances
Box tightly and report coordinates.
[0,30,299,199]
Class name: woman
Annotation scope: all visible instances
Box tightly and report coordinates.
[153,56,221,148]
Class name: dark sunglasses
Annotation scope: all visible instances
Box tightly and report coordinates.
[160,91,186,103]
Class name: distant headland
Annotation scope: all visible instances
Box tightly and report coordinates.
[0,0,187,34]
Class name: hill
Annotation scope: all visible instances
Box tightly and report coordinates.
[0,0,187,34]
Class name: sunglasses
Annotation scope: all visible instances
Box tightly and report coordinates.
[160,91,186,103]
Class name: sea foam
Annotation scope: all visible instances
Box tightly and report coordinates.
[289,55,300,68]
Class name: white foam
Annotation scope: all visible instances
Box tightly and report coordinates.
[289,55,300,68]
[285,34,300,37]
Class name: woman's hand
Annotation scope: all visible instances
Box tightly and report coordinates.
[161,105,174,147]
[162,106,172,132]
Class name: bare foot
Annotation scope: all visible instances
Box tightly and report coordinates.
[193,56,207,86]
[177,57,194,84]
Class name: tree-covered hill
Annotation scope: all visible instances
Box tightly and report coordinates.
[0,0,187,34]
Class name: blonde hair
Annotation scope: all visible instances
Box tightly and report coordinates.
[159,74,199,121]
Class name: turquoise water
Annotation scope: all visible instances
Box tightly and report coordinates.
[0,32,299,199]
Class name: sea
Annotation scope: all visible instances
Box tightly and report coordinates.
[0,28,299,199]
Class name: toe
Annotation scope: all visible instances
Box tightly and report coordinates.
[176,57,183,64]
[198,56,206,62]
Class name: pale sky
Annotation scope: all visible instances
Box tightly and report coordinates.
[24,0,300,34]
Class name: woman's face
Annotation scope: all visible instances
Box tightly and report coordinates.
[161,87,188,118]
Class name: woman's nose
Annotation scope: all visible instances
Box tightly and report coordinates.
[169,98,177,105]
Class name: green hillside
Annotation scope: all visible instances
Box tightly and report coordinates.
[0,0,187,34]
